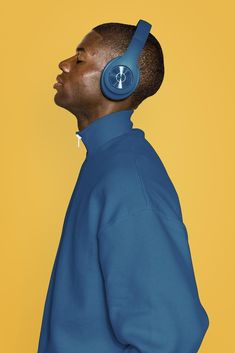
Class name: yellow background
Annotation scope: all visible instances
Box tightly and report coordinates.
[1,1,234,352]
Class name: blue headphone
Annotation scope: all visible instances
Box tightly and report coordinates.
[100,19,152,101]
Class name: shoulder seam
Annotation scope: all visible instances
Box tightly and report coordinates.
[97,205,186,240]
[134,155,150,208]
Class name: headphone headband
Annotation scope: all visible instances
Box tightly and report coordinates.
[125,20,152,60]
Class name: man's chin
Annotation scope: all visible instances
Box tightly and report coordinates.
[53,93,77,115]
[53,92,68,109]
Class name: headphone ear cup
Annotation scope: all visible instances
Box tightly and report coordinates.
[99,19,151,101]
[100,56,140,101]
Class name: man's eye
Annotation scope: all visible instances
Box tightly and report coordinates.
[76,59,83,64]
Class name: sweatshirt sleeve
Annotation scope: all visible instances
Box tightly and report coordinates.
[97,207,209,353]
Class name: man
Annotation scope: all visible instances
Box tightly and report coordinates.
[37,22,209,353]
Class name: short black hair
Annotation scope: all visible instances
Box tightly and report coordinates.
[92,22,165,109]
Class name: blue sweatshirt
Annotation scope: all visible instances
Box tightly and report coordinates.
[37,109,209,353]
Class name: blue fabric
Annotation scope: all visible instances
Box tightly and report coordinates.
[37,109,209,353]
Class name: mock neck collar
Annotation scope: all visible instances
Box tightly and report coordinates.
[75,109,134,156]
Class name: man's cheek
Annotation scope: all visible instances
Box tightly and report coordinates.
[83,70,101,90]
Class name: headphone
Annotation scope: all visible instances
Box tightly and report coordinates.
[100,19,152,101]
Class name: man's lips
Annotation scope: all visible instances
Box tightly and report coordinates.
[53,82,63,89]
[56,75,64,84]
[53,75,64,89]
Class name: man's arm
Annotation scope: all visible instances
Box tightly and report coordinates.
[98,207,209,353]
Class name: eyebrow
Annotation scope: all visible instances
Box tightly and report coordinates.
[75,47,86,53]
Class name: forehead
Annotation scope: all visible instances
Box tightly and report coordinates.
[76,30,104,56]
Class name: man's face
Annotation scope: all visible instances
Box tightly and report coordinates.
[54,30,110,114]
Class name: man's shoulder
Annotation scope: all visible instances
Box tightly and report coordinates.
[107,141,184,224]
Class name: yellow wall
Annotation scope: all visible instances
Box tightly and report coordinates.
[1,1,234,352]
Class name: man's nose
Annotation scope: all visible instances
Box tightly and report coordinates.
[58,55,75,72]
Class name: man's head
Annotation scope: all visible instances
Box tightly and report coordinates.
[54,22,164,125]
